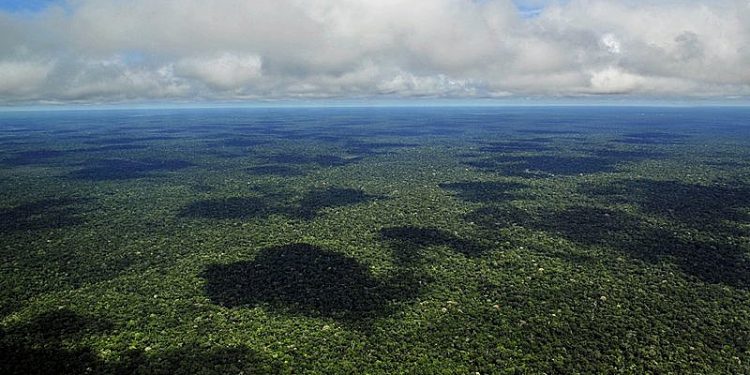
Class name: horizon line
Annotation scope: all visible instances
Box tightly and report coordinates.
[2,99,750,112]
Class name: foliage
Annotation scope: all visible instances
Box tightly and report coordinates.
[1,107,749,373]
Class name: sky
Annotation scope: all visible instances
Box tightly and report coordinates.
[0,0,748,106]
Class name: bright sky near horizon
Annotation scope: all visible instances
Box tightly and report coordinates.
[0,0,748,105]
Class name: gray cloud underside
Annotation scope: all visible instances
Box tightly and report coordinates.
[1,0,749,104]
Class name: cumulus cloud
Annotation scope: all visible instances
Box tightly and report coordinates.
[0,0,748,104]
[0,60,54,96]
[175,53,263,91]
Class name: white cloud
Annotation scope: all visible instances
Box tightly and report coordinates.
[0,60,53,96]
[175,53,263,90]
[0,0,748,104]
[601,34,621,55]
[589,66,642,94]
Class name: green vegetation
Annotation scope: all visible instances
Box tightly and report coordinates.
[1,107,749,373]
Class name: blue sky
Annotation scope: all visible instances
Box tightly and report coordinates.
[0,0,552,14]
[512,0,552,16]
[0,0,748,106]
[0,1,549,13]
[0,0,61,12]
[0,0,553,15]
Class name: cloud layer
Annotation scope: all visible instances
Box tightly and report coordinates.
[1,0,749,104]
